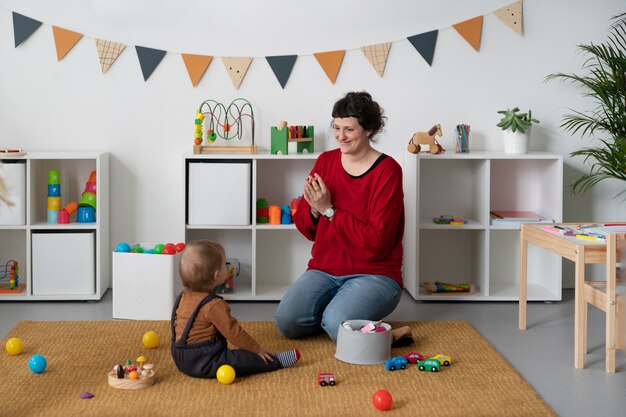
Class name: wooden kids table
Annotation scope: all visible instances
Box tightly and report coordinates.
[518,223,624,372]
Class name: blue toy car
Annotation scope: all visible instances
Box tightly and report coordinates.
[385,356,409,371]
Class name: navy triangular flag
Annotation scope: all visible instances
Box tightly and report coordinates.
[407,30,438,66]
[135,46,167,81]
[266,55,297,89]
[13,12,42,47]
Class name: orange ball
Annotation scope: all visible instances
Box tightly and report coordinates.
[129,371,139,380]
[223,124,230,132]
[194,138,202,145]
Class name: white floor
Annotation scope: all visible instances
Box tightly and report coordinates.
[1,289,624,417]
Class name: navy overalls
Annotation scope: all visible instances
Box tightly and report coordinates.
[170,292,282,378]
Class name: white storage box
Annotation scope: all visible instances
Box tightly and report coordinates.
[112,249,183,320]
[0,160,26,225]
[31,231,95,295]
[187,160,251,225]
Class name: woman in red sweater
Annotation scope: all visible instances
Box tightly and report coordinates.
[275,92,408,342]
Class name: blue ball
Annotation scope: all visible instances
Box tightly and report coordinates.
[29,354,47,373]
[115,242,131,252]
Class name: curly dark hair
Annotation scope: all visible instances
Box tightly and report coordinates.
[331,91,386,139]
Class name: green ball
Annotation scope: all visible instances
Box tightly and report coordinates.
[153,244,165,254]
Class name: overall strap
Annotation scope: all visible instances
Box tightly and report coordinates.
[172,292,221,344]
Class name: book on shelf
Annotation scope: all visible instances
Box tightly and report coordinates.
[490,210,554,224]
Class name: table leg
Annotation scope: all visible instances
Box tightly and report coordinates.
[574,246,585,369]
[519,226,528,330]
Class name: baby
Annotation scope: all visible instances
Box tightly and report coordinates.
[171,239,300,378]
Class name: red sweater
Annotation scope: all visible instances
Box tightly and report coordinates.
[294,149,404,287]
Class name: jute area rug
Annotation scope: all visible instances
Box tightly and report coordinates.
[0,320,554,417]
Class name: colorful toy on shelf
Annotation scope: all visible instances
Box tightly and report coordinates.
[317,372,336,386]
[0,259,24,293]
[47,169,60,224]
[5,337,24,356]
[290,197,300,217]
[58,201,77,224]
[77,170,97,223]
[215,258,239,294]
[407,124,444,154]
[108,357,155,389]
[281,205,292,224]
[192,98,256,154]
[268,205,281,225]
[433,215,467,225]
[420,282,471,293]
[271,121,314,155]
[256,198,269,223]
[372,389,393,411]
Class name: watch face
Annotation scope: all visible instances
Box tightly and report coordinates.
[324,207,334,218]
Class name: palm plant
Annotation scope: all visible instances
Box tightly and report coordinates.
[545,12,626,197]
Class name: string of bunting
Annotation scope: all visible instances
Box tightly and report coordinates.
[4,1,523,89]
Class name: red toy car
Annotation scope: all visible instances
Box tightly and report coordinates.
[318,372,336,386]
[403,352,424,364]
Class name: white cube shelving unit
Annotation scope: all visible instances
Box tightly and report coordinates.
[184,151,315,301]
[0,151,109,300]
[403,151,563,301]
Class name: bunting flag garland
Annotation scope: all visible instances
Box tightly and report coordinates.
[266,55,298,89]
[314,50,346,84]
[407,30,439,66]
[494,0,523,35]
[5,1,525,87]
[135,46,167,81]
[12,12,42,47]
[96,39,126,73]
[453,16,484,52]
[222,57,253,89]
[360,42,391,77]
[181,53,213,87]
[52,26,83,61]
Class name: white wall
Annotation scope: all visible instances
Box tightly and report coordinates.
[1,0,624,287]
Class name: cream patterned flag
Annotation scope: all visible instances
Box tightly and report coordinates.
[222,57,253,90]
[360,42,391,77]
[494,0,523,36]
[96,39,126,73]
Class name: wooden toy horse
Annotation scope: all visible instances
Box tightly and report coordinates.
[407,124,443,154]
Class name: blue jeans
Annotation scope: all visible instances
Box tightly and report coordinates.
[275,270,402,341]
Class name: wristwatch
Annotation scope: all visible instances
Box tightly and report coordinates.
[323,206,335,220]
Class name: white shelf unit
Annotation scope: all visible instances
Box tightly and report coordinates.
[403,151,563,301]
[183,152,316,301]
[0,151,109,301]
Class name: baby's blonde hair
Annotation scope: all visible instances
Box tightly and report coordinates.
[179,240,224,292]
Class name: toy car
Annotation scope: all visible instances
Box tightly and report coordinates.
[430,354,451,366]
[318,372,336,386]
[385,356,409,371]
[417,359,440,372]
[403,352,424,364]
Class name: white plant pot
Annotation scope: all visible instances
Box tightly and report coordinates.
[502,129,529,154]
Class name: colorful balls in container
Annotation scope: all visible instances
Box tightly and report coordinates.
[28,354,47,373]
[175,242,186,253]
[153,244,165,254]
[115,242,131,253]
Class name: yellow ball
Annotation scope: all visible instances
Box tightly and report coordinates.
[216,365,236,385]
[142,331,159,349]
[6,337,24,356]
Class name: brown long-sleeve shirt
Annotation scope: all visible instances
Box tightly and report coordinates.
[173,289,262,353]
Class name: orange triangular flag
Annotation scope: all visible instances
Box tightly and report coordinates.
[453,16,483,52]
[314,50,345,84]
[360,43,391,77]
[96,39,126,73]
[494,0,523,36]
[52,26,83,61]
[222,57,252,89]
[182,54,213,87]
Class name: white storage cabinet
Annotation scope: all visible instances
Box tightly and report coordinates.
[403,151,563,301]
[0,151,109,300]
[184,152,315,301]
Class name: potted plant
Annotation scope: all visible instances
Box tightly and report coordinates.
[497,107,540,154]
[545,13,626,198]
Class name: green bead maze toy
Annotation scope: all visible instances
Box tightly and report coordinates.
[193,98,256,154]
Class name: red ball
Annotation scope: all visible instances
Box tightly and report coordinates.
[175,242,186,253]
[372,389,393,411]
[161,246,177,255]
